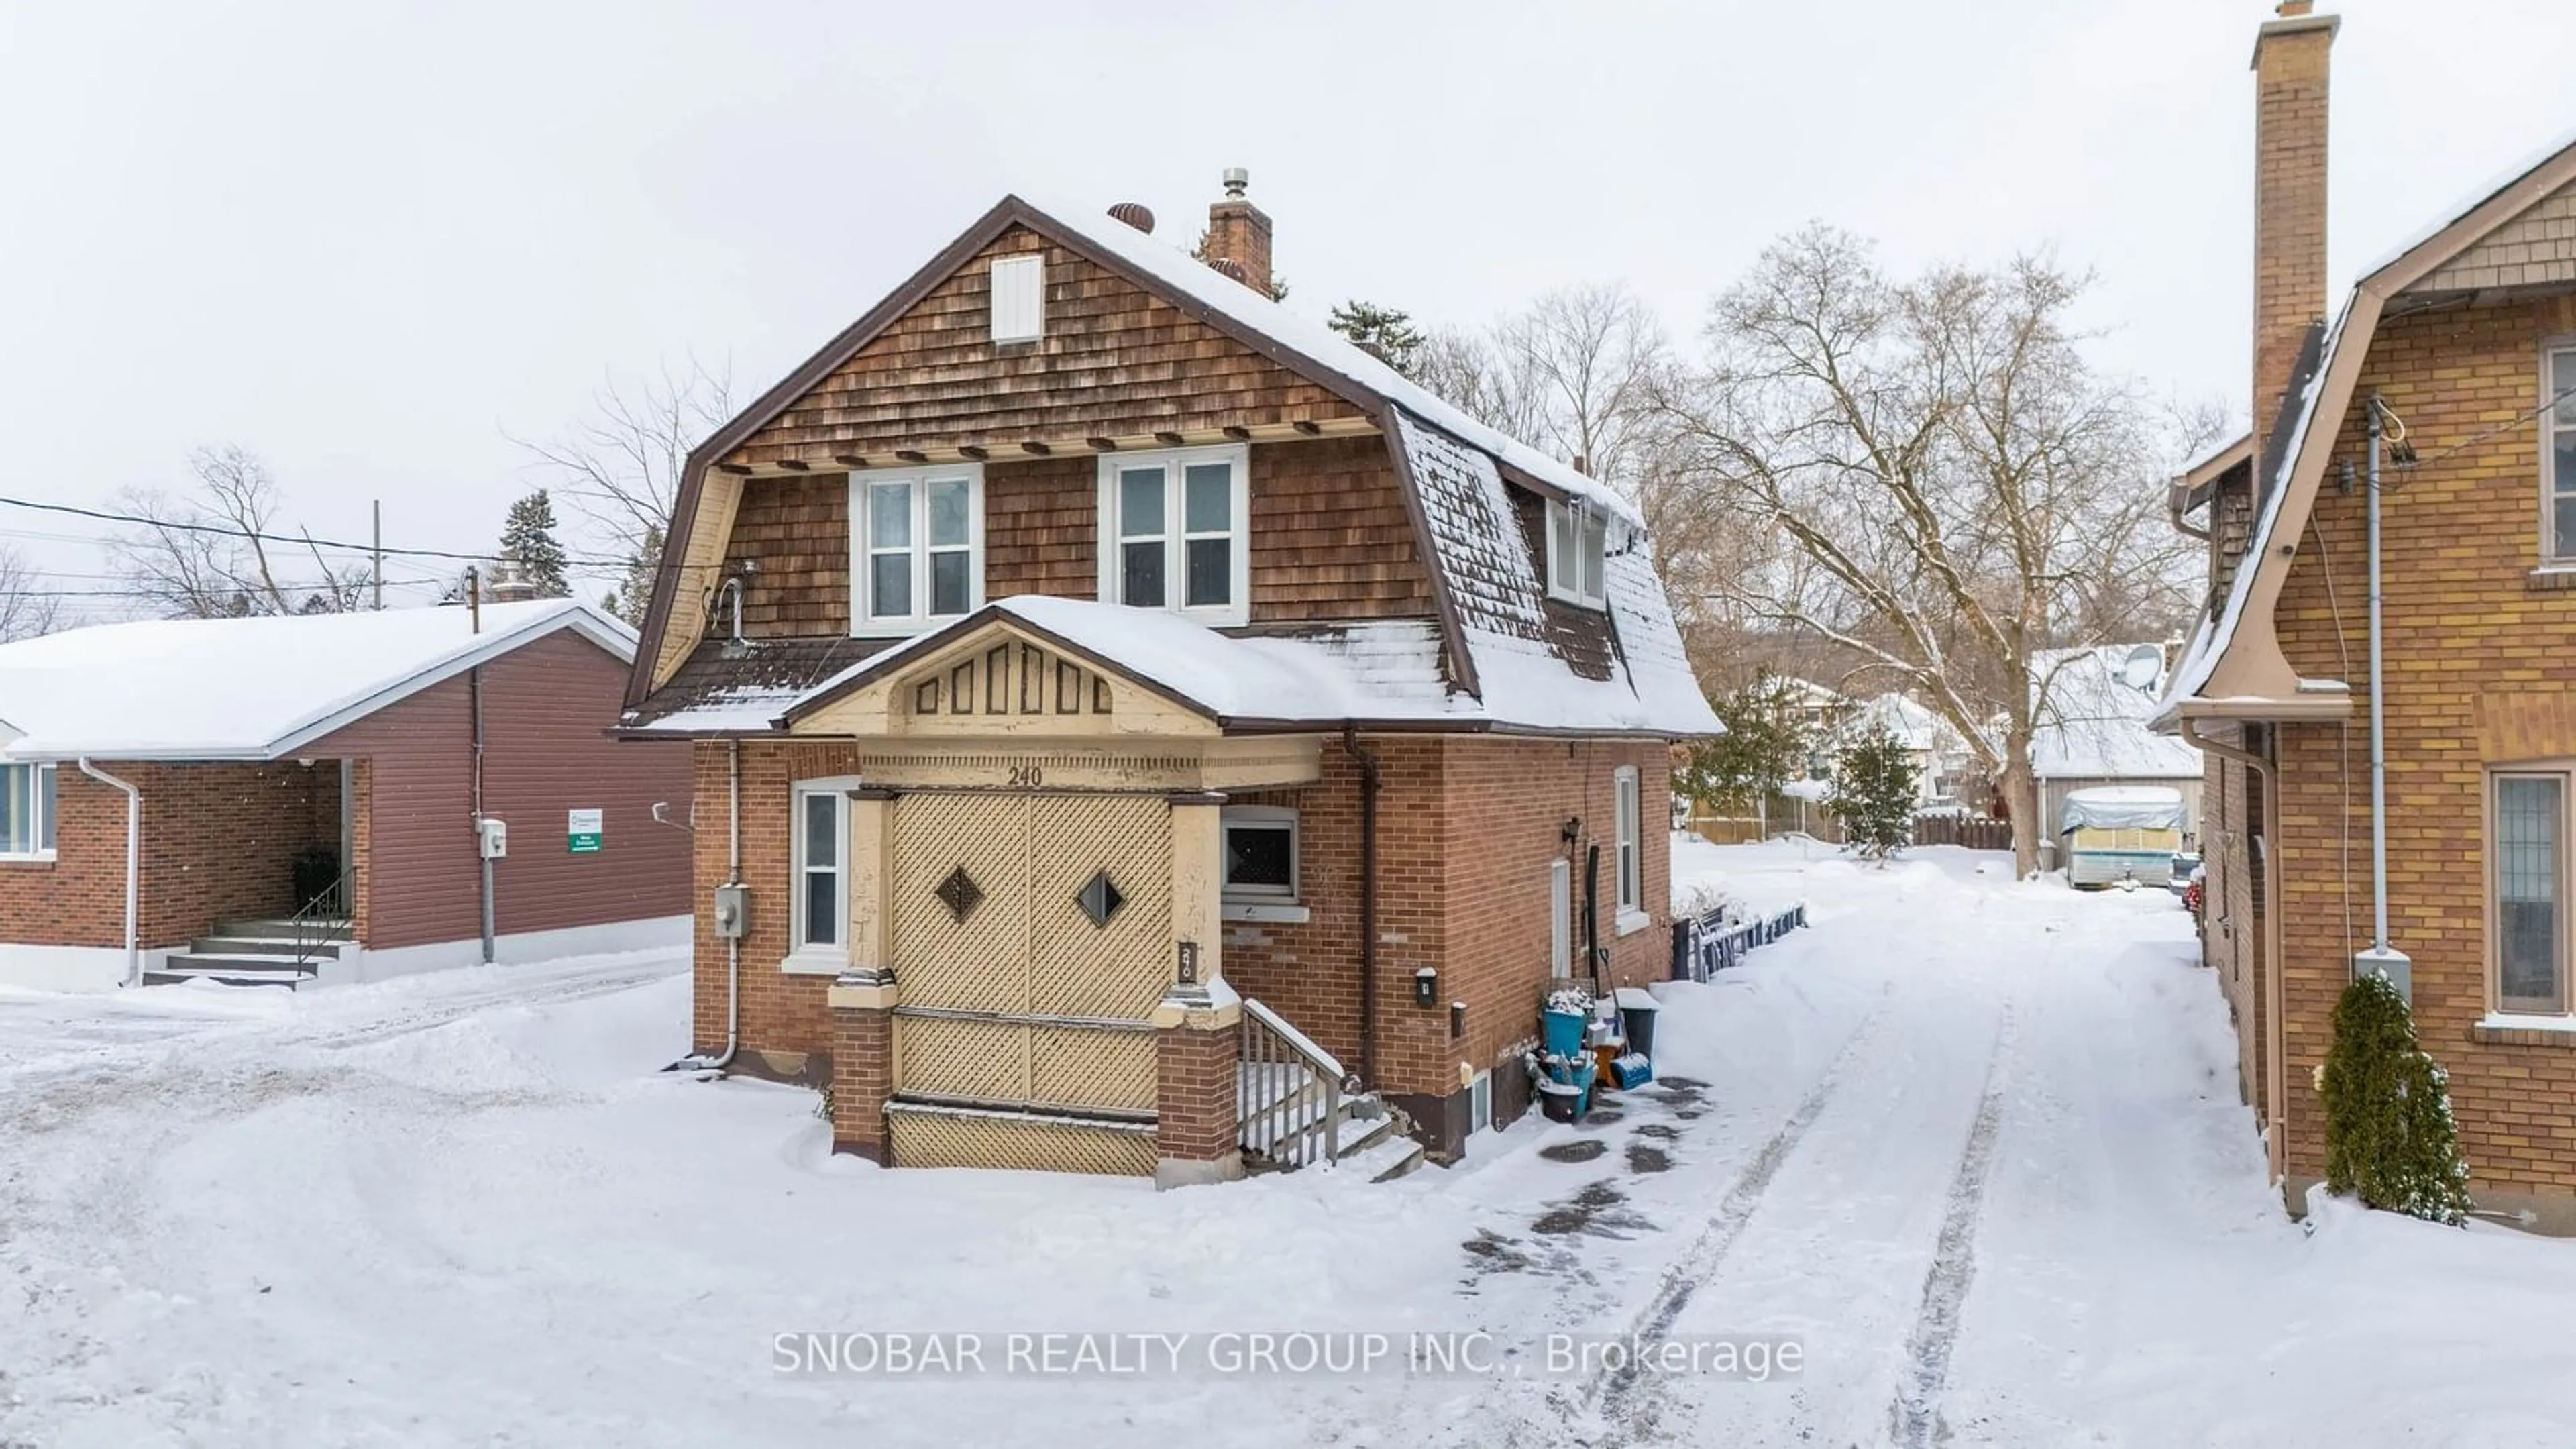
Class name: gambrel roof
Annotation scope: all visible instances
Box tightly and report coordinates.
[2161,131,2576,725]
[629,193,1717,740]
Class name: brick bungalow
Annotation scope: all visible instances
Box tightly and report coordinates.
[2163,3,2576,1225]
[619,174,1717,1183]
[0,600,692,991]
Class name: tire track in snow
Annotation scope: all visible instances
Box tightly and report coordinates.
[1584,983,1898,1425]
[1888,1001,2016,1449]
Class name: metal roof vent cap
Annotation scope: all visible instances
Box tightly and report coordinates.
[1222,166,1249,198]
[1108,201,1155,233]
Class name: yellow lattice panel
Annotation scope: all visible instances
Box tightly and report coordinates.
[894,1014,1029,1104]
[1026,1026,1158,1114]
[890,793,1030,1012]
[1028,795,1173,1020]
[888,1106,1158,1177]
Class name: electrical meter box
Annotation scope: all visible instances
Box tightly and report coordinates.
[712,884,749,939]
[477,817,508,860]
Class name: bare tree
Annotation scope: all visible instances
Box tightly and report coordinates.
[508,357,733,625]
[0,545,62,643]
[1413,284,1672,488]
[1658,225,2200,875]
[109,447,372,619]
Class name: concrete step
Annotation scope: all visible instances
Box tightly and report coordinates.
[144,962,307,989]
[158,951,322,975]
[189,936,345,960]
[217,918,353,941]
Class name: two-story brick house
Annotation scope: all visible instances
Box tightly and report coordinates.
[619,176,1716,1183]
[2165,3,2576,1226]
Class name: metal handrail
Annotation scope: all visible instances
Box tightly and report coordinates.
[1238,996,1348,1170]
[287,873,350,973]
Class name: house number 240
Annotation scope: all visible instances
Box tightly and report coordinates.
[1006,765,1046,788]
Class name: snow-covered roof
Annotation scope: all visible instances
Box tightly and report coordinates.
[1022,194,1643,530]
[0,600,633,762]
[2032,644,2204,781]
[731,596,1705,737]
[1842,693,1955,754]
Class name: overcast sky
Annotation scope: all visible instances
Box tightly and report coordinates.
[3,0,2570,618]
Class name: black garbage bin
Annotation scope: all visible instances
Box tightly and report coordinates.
[1615,989,1662,1063]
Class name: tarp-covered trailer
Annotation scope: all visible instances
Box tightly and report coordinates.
[2061,786,2185,890]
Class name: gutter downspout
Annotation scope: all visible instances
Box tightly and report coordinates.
[2182,719,2289,1184]
[2355,400,2410,998]
[76,759,141,988]
[670,739,745,1072]
[1341,729,1381,1090]
[2169,483,2214,543]
[471,663,494,965]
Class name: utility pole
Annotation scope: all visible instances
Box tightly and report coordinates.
[465,564,481,635]
[371,500,384,610]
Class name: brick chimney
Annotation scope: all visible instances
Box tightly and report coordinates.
[1201,168,1273,297]
[2251,1,2337,440]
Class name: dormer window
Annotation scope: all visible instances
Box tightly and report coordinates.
[1545,499,1607,610]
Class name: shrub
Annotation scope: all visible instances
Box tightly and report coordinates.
[2318,971,2471,1226]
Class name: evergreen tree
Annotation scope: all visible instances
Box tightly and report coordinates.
[601,524,662,627]
[2320,972,2473,1225]
[1326,300,1428,376]
[1827,724,1918,860]
[1676,672,1811,835]
[498,488,572,598]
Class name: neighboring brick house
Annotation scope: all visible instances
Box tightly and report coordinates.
[0,600,692,991]
[2163,3,2576,1226]
[619,175,1717,1182]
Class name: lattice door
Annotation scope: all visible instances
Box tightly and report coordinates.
[888,792,1170,1126]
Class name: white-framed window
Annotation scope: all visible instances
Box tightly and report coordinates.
[1613,765,1645,931]
[2494,769,2568,1015]
[851,466,983,634]
[1097,444,1249,627]
[2546,345,2576,561]
[989,254,1045,345]
[785,778,858,972]
[0,762,57,861]
[1220,804,1304,922]
[1544,498,1608,609]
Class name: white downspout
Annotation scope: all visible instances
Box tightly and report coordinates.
[2355,398,2411,1000]
[76,758,141,988]
[669,739,743,1071]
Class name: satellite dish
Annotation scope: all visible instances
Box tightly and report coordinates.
[2119,644,2164,693]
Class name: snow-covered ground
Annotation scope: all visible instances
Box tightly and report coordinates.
[5,840,2575,1446]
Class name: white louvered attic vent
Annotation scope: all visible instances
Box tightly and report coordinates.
[989,254,1044,344]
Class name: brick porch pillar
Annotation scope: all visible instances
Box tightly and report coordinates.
[828,973,895,1163]
[828,785,901,1163]
[1153,791,1241,1188]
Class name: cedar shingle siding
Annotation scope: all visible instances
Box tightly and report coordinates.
[724,227,1366,470]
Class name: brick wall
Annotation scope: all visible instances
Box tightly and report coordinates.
[0,766,131,948]
[1155,1023,1241,1162]
[2268,294,2576,1197]
[688,739,859,1067]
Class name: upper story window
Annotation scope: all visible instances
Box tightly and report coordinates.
[1097,444,1249,628]
[1,761,57,861]
[2548,346,2576,560]
[1546,499,1608,610]
[852,466,983,635]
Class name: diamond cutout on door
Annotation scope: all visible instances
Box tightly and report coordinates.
[935,865,984,922]
[1077,871,1126,929]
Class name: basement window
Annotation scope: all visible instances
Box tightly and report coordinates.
[0,762,55,861]
[851,466,983,635]
[1098,444,1249,627]
[1221,805,1305,923]
[1545,499,1607,609]
[989,255,1044,345]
